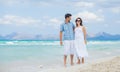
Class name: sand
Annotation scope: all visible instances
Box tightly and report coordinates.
[41,56,120,72]
[1,56,120,72]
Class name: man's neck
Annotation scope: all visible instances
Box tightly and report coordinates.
[65,20,70,24]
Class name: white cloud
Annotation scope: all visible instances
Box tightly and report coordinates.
[111,7,120,13]
[0,15,41,25]
[49,18,62,24]
[35,1,52,7]
[48,18,62,30]
[74,11,104,22]
[0,0,52,7]
[0,0,26,6]
[74,2,95,7]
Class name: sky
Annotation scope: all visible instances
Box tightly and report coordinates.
[0,0,120,36]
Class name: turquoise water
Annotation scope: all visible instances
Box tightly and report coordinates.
[0,41,63,63]
[0,40,120,69]
[0,41,120,61]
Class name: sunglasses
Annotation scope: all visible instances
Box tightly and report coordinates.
[76,20,81,22]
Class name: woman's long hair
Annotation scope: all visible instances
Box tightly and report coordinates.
[75,17,83,27]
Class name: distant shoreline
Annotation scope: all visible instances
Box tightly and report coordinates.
[0,32,120,41]
[0,40,120,41]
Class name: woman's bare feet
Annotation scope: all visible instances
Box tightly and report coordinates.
[77,58,80,64]
[82,57,84,64]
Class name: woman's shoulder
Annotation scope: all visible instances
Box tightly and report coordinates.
[81,26,86,29]
[81,26,86,31]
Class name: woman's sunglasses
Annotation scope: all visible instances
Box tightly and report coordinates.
[76,20,81,22]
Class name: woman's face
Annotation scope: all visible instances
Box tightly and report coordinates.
[76,19,81,25]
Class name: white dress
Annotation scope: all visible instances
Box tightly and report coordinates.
[74,26,88,58]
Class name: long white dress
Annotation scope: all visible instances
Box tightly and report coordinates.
[74,26,88,58]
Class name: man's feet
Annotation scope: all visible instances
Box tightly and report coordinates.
[64,64,67,67]
[77,58,80,64]
[71,62,74,66]
[77,61,80,64]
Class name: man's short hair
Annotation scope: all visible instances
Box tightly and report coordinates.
[65,13,72,19]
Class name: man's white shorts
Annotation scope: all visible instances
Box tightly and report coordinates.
[63,40,75,55]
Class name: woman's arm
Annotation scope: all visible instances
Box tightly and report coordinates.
[82,26,87,44]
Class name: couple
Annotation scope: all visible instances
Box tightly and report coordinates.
[60,13,88,67]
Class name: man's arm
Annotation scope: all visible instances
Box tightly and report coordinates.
[60,31,63,45]
[60,24,64,45]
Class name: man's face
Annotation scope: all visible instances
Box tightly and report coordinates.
[67,16,71,21]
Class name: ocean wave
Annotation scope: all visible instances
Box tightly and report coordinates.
[88,41,120,45]
[0,41,120,46]
[6,42,14,45]
[0,41,60,46]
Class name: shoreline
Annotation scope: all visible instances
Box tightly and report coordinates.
[0,56,120,72]
[40,56,120,72]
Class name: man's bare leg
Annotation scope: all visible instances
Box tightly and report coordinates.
[64,55,67,67]
[70,54,74,66]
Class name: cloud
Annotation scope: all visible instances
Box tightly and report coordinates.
[49,18,62,24]
[111,7,120,13]
[0,15,41,25]
[49,18,62,30]
[96,0,120,8]
[74,11,104,22]
[0,0,96,8]
[0,0,52,7]
[74,1,95,7]
[0,0,26,6]
[35,1,52,7]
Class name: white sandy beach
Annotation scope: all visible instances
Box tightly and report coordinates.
[0,56,120,72]
[41,56,120,72]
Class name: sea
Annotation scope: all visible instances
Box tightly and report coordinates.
[0,40,120,72]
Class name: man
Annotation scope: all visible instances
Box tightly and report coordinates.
[60,13,75,67]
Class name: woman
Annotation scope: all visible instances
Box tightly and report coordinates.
[74,17,88,64]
